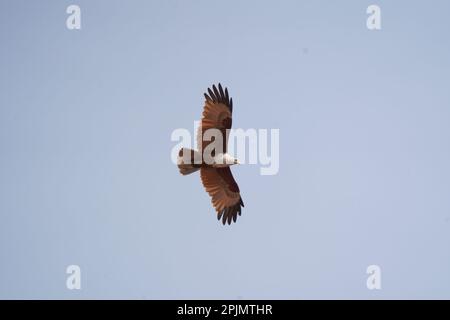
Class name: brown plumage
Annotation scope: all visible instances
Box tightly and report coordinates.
[177,84,244,225]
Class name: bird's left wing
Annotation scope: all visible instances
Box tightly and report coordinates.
[197,83,233,155]
[200,167,244,225]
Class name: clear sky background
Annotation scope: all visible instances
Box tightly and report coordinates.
[1,0,450,299]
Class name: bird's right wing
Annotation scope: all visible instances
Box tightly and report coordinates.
[200,167,244,225]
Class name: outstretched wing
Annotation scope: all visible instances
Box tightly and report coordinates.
[197,83,233,155]
[200,167,244,225]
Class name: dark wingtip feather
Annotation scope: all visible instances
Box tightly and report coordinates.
[205,84,232,112]
[217,202,244,225]
[218,83,225,102]
[207,88,216,102]
[212,85,220,102]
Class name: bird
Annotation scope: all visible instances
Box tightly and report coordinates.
[177,83,244,225]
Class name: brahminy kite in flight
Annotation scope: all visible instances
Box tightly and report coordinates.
[177,84,244,225]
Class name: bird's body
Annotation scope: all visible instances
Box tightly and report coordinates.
[177,84,244,225]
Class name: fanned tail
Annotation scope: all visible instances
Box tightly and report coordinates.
[177,148,202,175]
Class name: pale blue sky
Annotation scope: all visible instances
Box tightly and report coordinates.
[1,0,450,299]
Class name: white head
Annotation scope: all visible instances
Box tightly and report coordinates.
[213,153,240,167]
